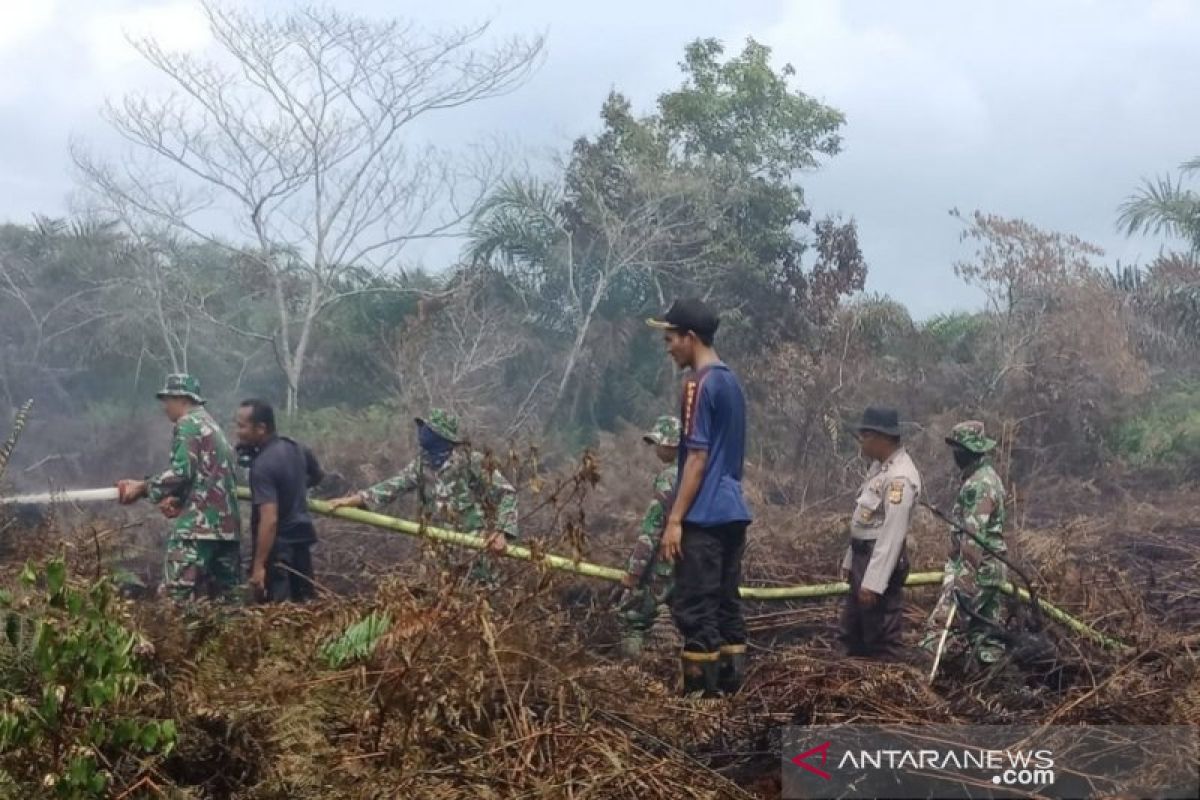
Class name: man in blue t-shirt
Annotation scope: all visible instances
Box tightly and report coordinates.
[647,298,752,697]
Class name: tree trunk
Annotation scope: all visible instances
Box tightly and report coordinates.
[549,281,606,426]
[282,274,324,417]
[285,380,299,415]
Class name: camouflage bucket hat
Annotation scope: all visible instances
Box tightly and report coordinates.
[945,420,997,454]
[155,373,205,405]
[415,408,463,444]
[642,415,681,447]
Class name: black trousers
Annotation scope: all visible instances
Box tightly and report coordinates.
[670,522,748,653]
[263,541,316,604]
[839,539,908,660]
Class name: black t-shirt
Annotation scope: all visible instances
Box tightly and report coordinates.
[249,436,323,546]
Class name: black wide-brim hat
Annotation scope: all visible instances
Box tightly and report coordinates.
[854,406,902,438]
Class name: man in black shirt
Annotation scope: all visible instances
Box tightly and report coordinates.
[235,399,323,603]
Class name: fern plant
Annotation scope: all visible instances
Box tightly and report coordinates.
[320,611,393,668]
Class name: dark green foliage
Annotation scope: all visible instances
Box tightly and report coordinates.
[0,558,174,797]
[922,312,988,364]
[1110,382,1200,474]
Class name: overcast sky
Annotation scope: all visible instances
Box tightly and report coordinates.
[1,0,1196,317]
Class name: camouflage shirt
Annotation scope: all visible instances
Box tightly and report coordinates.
[623,465,678,583]
[359,448,518,539]
[953,459,1006,552]
[146,406,241,541]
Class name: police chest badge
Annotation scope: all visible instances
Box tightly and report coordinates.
[887,479,905,504]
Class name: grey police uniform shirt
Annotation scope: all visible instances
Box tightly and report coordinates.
[842,447,922,595]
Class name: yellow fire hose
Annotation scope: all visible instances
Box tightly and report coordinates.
[238,489,1129,651]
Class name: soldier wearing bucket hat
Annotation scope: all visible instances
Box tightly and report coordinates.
[116,373,242,602]
[156,373,206,404]
[614,415,682,659]
[942,420,1008,664]
[839,406,923,660]
[326,408,518,583]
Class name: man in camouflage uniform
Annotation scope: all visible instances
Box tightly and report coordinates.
[614,415,680,660]
[944,420,1008,663]
[117,374,242,602]
[327,409,518,584]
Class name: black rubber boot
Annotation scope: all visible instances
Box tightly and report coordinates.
[681,651,721,697]
[718,643,747,695]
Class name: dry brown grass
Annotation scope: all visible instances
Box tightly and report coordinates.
[1,434,1198,799]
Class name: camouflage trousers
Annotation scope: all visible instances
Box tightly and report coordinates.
[920,552,1008,664]
[619,578,676,662]
[965,552,1008,663]
[162,535,242,603]
[467,553,500,587]
[617,582,673,634]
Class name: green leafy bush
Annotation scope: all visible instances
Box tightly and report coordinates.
[1111,382,1200,471]
[0,558,174,797]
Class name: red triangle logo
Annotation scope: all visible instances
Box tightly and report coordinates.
[791,741,833,780]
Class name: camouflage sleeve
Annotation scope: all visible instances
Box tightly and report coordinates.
[359,459,420,509]
[625,469,673,579]
[147,419,198,503]
[955,482,996,541]
[488,467,519,540]
[624,497,665,579]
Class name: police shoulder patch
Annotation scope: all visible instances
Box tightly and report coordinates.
[887,479,906,504]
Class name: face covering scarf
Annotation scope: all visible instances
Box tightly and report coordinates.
[419,424,455,470]
[953,446,979,471]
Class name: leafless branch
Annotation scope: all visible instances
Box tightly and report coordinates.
[75,2,543,411]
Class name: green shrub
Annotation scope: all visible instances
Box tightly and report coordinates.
[1110,382,1200,470]
[0,558,174,798]
[288,402,407,448]
[920,311,989,363]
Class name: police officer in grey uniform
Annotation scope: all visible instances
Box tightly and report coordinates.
[839,407,922,660]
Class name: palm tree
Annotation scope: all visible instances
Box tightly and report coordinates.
[467,177,571,283]
[468,172,707,427]
[1118,156,1200,254]
[467,177,597,425]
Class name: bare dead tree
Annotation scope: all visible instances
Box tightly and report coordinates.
[74,1,544,412]
[468,163,729,425]
[388,280,536,430]
[0,240,128,408]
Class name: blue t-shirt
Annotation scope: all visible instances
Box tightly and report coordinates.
[676,362,752,527]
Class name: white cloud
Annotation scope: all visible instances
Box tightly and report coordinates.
[0,0,56,52]
[764,0,991,152]
[1149,0,1197,25]
[0,0,59,102]
[85,1,210,68]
